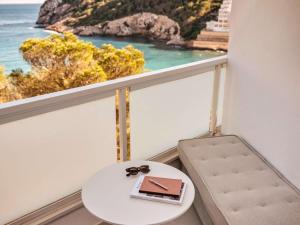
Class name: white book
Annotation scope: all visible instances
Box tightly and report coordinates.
[130,175,187,205]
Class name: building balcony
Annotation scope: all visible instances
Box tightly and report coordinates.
[0,56,227,225]
[1,0,300,224]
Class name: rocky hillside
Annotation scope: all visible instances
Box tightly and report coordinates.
[37,0,223,43]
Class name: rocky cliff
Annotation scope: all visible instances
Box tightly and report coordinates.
[37,0,222,44]
[37,0,66,25]
[47,13,183,45]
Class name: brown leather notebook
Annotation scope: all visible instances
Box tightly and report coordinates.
[139,176,183,197]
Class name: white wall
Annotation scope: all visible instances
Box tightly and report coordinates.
[130,72,213,160]
[222,0,300,189]
[0,97,117,224]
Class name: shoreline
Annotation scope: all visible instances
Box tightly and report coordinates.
[40,25,227,52]
[41,25,226,55]
[36,0,227,51]
[1,26,224,74]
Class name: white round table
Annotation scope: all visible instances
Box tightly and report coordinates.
[82,160,195,225]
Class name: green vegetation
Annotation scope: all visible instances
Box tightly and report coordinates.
[0,32,144,103]
[60,0,223,39]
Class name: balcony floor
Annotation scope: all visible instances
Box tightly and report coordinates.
[48,205,202,225]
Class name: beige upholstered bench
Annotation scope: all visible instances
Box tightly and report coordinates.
[178,135,300,225]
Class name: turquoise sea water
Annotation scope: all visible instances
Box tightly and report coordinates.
[0,4,223,73]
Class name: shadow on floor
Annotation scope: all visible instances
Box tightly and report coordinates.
[48,206,202,225]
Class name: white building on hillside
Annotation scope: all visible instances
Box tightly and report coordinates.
[206,0,232,32]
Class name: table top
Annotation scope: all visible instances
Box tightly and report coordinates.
[82,160,195,225]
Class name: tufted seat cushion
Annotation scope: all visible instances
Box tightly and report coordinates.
[178,135,300,225]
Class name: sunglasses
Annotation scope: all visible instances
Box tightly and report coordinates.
[125,165,150,177]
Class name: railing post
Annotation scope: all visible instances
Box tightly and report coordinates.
[118,88,128,161]
[209,64,221,135]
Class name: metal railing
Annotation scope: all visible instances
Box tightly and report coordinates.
[0,55,227,160]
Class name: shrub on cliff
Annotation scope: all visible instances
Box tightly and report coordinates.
[0,66,4,79]
[0,66,22,103]
[96,44,145,80]
[19,32,107,96]
[56,0,223,39]
[0,32,145,103]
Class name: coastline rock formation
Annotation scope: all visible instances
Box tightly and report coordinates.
[44,12,183,45]
[74,13,184,45]
[37,0,223,47]
[37,0,71,25]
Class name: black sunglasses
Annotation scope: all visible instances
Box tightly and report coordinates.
[125,165,150,177]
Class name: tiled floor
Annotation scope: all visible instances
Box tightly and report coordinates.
[48,206,202,225]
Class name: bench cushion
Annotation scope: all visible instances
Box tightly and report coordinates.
[178,135,300,225]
